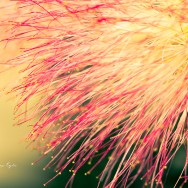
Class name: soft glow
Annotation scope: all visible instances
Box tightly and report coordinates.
[1,0,188,187]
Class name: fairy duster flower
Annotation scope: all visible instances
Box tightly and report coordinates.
[1,0,188,187]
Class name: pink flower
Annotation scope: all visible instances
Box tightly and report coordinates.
[1,0,188,187]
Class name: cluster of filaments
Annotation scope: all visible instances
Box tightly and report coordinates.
[1,0,188,187]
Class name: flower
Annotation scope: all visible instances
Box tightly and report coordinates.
[1,0,188,187]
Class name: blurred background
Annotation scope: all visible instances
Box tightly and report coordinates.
[0,1,187,188]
